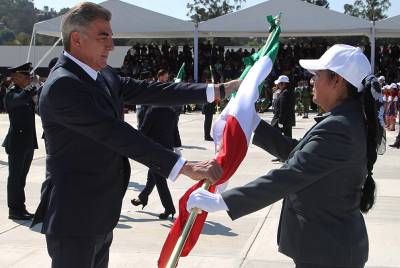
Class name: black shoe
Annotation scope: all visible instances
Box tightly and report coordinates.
[389,140,400,148]
[159,210,175,220]
[205,136,214,141]
[9,209,34,220]
[271,158,280,162]
[131,197,147,209]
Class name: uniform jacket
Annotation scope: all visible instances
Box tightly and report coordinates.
[222,99,369,266]
[2,85,38,154]
[32,54,208,235]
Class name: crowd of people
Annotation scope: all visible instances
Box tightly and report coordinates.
[120,40,400,89]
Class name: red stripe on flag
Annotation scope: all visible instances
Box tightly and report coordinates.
[158,115,248,268]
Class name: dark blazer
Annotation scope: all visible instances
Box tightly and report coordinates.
[222,99,369,267]
[33,54,208,235]
[2,85,38,154]
[139,106,176,150]
[271,88,295,127]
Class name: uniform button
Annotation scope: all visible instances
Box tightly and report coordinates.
[19,130,23,133]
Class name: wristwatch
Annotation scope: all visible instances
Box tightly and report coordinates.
[219,83,225,99]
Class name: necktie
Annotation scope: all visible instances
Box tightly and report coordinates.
[96,73,111,96]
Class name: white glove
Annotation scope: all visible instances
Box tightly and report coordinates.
[187,188,229,213]
[278,123,283,128]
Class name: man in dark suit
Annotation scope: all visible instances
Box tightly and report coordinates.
[3,62,38,220]
[31,3,239,267]
[271,75,295,138]
[202,101,216,141]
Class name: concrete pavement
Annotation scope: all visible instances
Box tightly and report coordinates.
[0,111,399,268]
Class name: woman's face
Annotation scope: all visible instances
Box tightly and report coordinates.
[312,70,346,112]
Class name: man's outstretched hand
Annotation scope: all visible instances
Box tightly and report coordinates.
[179,159,223,184]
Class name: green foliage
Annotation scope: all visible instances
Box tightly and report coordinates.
[344,0,391,21]
[302,0,330,8]
[0,0,69,45]
[16,32,31,45]
[0,28,16,45]
[186,0,246,22]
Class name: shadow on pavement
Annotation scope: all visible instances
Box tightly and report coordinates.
[181,145,207,150]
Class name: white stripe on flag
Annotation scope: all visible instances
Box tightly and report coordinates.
[213,55,274,146]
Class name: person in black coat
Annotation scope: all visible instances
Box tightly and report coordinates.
[3,62,38,220]
[271,75,295,138]
[131,69,177,219]
[31,3,240,267]
[188,44,385,268]
[131,106,177,219]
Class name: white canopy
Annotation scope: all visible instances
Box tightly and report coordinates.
[198,0,372,37]
[375,15,400,38]
[33,0,194,38]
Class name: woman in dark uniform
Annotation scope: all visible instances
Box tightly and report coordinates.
[187,45,386,268]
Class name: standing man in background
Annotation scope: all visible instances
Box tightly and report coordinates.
[271,75,295,138]
[3,62,38,220]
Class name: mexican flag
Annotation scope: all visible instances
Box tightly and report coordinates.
[158,16,281,268]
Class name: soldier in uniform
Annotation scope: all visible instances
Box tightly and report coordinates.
[3,62,38,220]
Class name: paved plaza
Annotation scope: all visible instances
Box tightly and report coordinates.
[0,111,399,268]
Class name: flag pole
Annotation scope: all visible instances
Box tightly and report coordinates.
[166,182,211,268]
[165,14,282,268]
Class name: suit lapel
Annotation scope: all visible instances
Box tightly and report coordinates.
[55,55,120,117]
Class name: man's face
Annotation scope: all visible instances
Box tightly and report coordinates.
[11,73,32,88]
[277,82,287,90]
[158,73,169,82]
[71,19,114,71]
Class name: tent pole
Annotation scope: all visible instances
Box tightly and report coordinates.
[370,21,376,74]
[27,27,35,63]
[194,22,199,82]
[32,37,62,73]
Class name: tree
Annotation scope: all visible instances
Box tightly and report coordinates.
[302,0,330,8]
[344,0,391,21]
[0,28,16,45]
[186,0,246,22]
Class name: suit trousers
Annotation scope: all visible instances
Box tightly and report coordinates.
[139,169,175,212]
[203,112,213,139]
[273,124,292,139]
[46,232,113,268]
[282,124,292,138]
[7,149,34,211]
[295,261,364,268]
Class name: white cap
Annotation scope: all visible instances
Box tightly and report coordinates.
[274,75,289,85]
[299,44,371,92]
[390,83,398,89]
[378,76,385,81]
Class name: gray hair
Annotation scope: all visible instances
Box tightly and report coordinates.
[61,2,111,51]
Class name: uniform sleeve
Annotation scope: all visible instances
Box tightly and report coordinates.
[252,119,299,161]
[223,120,353,220]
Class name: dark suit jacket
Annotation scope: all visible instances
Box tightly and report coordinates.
[33,54,208,235]
[139,106,176,150]
[222,99,368,266]
[2,85,38,154]
[271,88,295,127]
